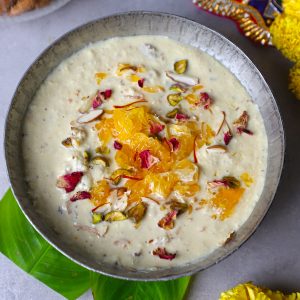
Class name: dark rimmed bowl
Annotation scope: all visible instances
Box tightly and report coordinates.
[4,11,284,281]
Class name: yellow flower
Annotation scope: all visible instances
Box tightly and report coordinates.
[289,63,300,100]
[283,0,300,18]
[270,13,300,63]
[219,282,300,300]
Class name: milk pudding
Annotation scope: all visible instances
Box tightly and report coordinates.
[22,36,267,269]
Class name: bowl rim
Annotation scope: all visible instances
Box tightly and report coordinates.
[4,10,285,281]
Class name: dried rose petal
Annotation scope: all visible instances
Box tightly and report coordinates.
[199,92,212,109]
[138,78,145,88]
[56,172,83,193]
[224,131,233,145]
[158,210,177,230]
[92,93,103,109]
[234,111,253,135]
[153,247,176,260]
[150,122,165,134]
[208,176,241,190]
[114,140,123,150]
[70,191,91,202]
[139,150,160,169]
[241,128,254,135]
[169,137,180,152]
[207,180,229,190]
[175,113,189,120]
[100,89,112,99]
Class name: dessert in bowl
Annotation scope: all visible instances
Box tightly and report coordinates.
[5,12,284,280]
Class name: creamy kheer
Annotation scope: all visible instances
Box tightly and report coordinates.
[22,36,267,269]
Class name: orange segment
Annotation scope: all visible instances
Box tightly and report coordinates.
[90,179,111,206]
[210,187,245,220]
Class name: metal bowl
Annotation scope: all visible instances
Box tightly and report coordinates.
[4,12,284,280]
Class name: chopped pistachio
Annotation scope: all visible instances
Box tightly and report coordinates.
[167,93,183,106]
[61,137,72,148]
[110,169,132,185]
[95,145,110,154]
[166,108,179,118]
[92,213,103,224]
[104,211,127,222]
[91,156,108,167]
[174,59,188,74]
[83,151,90,164]
[170,201,188,215]
[223,176,241,189]
[169,84,186,93]
[127,202,148,223]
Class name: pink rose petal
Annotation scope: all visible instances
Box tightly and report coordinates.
[169,137,180,152]
[175,113,189,120]
[114,140,123,150]
[224,131,233,145]
[153,247,176,260]
[70,191,91,202]
[199,92,212,110]
[150,122,165,134]
[56,172,84,193]
[139,150,160,169]
[138,78,145,88]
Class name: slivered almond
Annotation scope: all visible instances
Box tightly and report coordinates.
[77,110,103,124]
[166,71,199,86]
[206,145,227,153]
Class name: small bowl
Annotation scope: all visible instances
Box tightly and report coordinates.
[4,12,284,281]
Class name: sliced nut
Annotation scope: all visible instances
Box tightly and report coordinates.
[206,145,227,153]
[77,109,103,124]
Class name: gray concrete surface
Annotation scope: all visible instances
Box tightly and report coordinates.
[0,0,299,299]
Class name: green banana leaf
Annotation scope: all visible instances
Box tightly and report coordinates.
[0,189,191,300]
[90,272,190,300]
[0,189,90,300]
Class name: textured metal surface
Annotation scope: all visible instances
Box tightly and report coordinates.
[4,11,284,281]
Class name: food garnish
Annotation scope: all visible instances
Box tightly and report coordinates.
[167,93,183,106]
[56,172,83,193]
[114,141,123,150]
[166,71,199,86]
[208,176,241,190]
[224,131,233,145]
[206,145,227,153]
[158,210,177,230]
[138,78,145,88]
[167,137,180,152]
[152,247,176,260]
[70,191,91,202]
[170,201,188,215]
[150,122,165,135]
[199,92,212,110]
[91,156,108,167]
[100,89,112,100]
[240,172,254,187]
[77,109,103,124]
[127,202,148,223]
[113,99,147,109]
[233,111,253,135]
[61,137,72,148]
[92,91,103,109]
[175,113,189,120]
[193,135,199,163]
[104,211,127,222]
[169,84,187,93]
[92,213,103,224]
[174,59,188,74]
[95,72,107,85]
[142,86,165,93]
[166,108,179,118]
[139,150,160,169]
